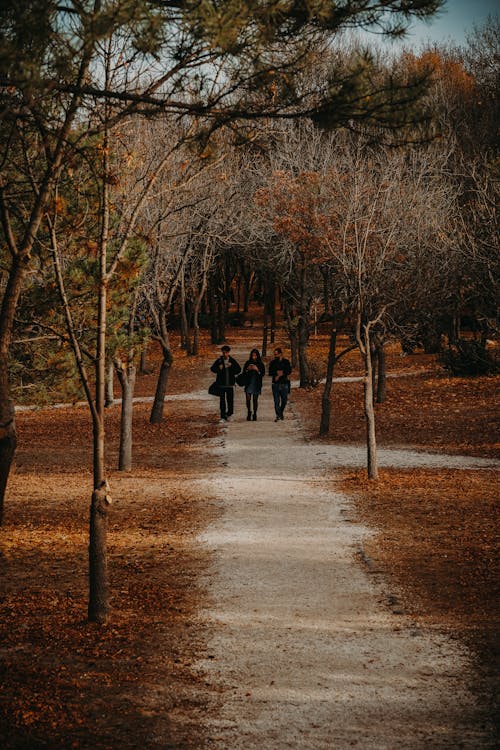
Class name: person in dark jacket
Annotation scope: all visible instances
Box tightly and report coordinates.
[268,347,292,421]
[210,345,241,421]
[241,348,265,421]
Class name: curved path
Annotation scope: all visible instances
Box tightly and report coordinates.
[196,352,495,749]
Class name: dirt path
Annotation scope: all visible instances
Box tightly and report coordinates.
[194,349,495,749]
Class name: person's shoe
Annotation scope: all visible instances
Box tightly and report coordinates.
[247,411,252,421]
[274,416,280,422]
[252,413,257,421]
[279,411,285,420]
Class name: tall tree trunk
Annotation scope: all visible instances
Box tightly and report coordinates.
[89,112,111,623]
[363,342,378,480]
[0,402,16,526]
[208,287,218,344]
[262,305,269,358]
[371,340,378,405]
[236,274,241,312]
[192,293,204,356]
[243,270,251,313]
[319,327,337,435]
[179,272,190,351]
[0,255,24,522]
[139,347,148,375]
[270,286,276,344]
[216,293,225,344]
[150,341,173,424]
[88,478,111,623]
[105,360,114,407]
[297,315,310,387]
[356,316,378,480]
[376,340,387,403]
[116,358,136,471]
[284,305,298,369]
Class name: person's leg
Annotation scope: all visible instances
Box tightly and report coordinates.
[226,387,234,417]
[280,384,288,418]
[246,392,252,420]
[272,384,280,418]
[252,394,258,420]
[219,391,226,419]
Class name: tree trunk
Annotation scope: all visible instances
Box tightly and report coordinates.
[116,359,136,471]
[262,306,269,358]
[270,287,276,344]
[216,294,225,344]
[192,295,202,356]
[360,329,378,480]
[208,287,218,344]
[0,401,16,526]
[371,340,378,405]
[283,303,298,369]
[179,273,190,351]
[88,479,111,622]
[89,111,111,623]
[319,327,337,435]
[376,341,387,403]
[243,270,251,313]
[297,315,310,387]
[0,254,29,520]
[139,347,148,375]
[105,360,114,407]
[150,343,173,423]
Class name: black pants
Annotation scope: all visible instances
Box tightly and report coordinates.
[219,387,234,418]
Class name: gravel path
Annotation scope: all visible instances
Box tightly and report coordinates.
[195,352,496,749]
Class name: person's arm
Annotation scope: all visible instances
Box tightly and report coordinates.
[258,362,265,376]
[232,358,241,375]
[210,359,219,374]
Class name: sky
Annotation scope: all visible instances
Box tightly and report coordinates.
[400,0,498,48]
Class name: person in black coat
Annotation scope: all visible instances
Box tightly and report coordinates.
[210,345,241,421]
[268,346,292,421]
[241,348,265,421]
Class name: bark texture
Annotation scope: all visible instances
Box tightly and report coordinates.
[88,482,111,623]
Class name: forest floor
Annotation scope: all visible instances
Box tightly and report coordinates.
[0,325,498,748]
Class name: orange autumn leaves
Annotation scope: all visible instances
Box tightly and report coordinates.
[255,169,339,264]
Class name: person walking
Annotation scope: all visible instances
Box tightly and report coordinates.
[241,349,265,421]
[268,347,292,422]
[210,345,241,422]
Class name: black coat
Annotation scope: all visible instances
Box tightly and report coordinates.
[268,356,291,384]
[210,355,241,386]
[241,359,265,390]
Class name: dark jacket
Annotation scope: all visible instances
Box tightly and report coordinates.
[268,356,291,384]
[210,355,241,386]
[242,359,265,390]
